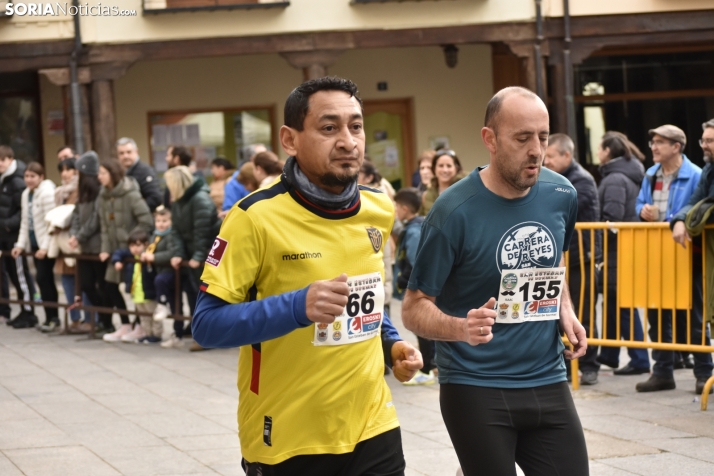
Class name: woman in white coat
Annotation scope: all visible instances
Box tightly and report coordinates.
[12,162,58,331]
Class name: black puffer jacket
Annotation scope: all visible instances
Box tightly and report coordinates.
[0,159,26,246]
[598,156,645,288]
[561,160,601,268]
[126,159,162,212]
[170,179,220,263]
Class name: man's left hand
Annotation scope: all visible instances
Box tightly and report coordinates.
[390,341,423,383]
[559,309,587,360]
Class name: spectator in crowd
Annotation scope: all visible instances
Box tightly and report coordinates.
[164,165,221,349]
[163,146,199,207]
[53,157,88,330]
[0,145,37,328]
[69,151,113,333]
[57,145,77,161]
[12,162,57,331]
[253,151,283,188]
[209,157,234,211]
[544,133,602,385]
[144,207,175,328]
[595,131,651,376]
[221,162,256,216]
[416,150,436,195]
[393,187,434,385]
[238,143,267,168]
[111,229,162,344]
[97,159,154,342]
[635,125,713,394]
[420,149,465,215]
[116,138,162,212]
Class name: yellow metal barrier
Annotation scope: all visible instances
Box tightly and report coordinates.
[565,222,714,410]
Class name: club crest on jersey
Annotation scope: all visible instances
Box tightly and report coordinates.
[366,227,383,253]
[206,237,228,267]
[496,222,557,272]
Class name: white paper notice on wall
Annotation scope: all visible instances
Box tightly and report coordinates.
[47,110,64,136]
[384,145,399,167]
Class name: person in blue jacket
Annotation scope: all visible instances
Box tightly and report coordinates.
[634,125,713,395]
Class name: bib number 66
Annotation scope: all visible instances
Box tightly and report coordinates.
[347,291,375,317]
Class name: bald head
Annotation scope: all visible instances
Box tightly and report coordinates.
[484,87,544,134]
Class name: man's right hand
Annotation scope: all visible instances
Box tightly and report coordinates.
[672,221,691,248]
[640,204,658,222]
[463,297,497,346]
[306,273,349,323]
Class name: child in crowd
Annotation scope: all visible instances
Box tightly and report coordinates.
[12,162,58,332]
[392,187,435,386]
[111,230,162,344]
[141,207,177,347]
[209,157,234,212]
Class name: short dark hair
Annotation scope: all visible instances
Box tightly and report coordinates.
[26,162,45,176]
[58,158,77,172]
[394,187,421,214]
[360,160,382,184]
[602,131,644,161]
[171,146,192,167]
[57,145,75,155]
[100,159,125,187]
[0,145,14,160]
[128,228,150,245]
[601,133,631,161]
[284,77,363,131]
[78,172,101,203]
[211,157,234,170]
[484,86,539,134]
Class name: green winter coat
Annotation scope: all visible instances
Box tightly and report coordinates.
[169,178,220,264]
[99,176,154,283]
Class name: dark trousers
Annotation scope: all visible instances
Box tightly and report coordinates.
[104,282,129,325]
[77,259,112,327]
[33,255,58,321]
[441,383,589,476]
[567,264,600,372]
[417,336,436,374]
[647,253,713,379]
[155,268,198,338]
[242,428,405,476]
[0,252,35,315]
[599,299,650,369]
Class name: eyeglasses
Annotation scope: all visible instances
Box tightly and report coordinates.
[649,140,674,148]
[700,138,714,147]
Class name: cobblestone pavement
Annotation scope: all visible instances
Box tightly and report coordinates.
[0,301,713,475]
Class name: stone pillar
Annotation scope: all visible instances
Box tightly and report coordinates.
[91,80,116,161]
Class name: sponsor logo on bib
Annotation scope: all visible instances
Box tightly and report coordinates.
[496,222,557,272]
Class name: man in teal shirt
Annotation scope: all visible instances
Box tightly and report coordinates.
[402,87,588,475]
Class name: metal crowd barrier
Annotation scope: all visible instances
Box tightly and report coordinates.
[0,251,192,340]
[564,223,714,411]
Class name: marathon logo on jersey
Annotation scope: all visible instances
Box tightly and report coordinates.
[205,237,228,267]
[496,221,557,272]
[366,227,383,253]
[362,313,382,332]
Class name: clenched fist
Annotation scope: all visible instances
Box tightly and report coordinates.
[463,297,497,346]
[306,274,350,323]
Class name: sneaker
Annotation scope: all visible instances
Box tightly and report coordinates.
[402,370,436,386]
[39,320,60,333]
[11,312,38,329]
[160,334,183,348]
[636,374,676,392]
[139,336,162,345]
[581,371,599,385]
[153,304,170,321]
[121,324,146,343]
[696,377,714,395]
[103,324,132,342]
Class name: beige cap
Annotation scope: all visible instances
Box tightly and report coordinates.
[649,124,686,147]
[703,119,714,130]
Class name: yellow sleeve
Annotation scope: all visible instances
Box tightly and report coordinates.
[200,207,264,304]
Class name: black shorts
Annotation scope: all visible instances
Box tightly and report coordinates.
[242,427,405,476]
[441,382,588,476]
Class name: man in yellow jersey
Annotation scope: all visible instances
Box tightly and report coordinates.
[192,77,422,476]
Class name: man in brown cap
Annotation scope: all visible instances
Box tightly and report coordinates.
[635,124,713,394]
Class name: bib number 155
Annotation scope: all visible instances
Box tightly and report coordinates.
[519,280,561,301]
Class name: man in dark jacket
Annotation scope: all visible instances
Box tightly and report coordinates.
[117,137,162,212]
[545,133,601,385]
[0,146,37,328]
